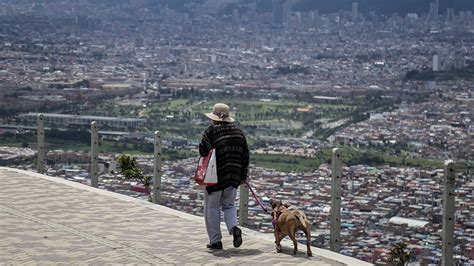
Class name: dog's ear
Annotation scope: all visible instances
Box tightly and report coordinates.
[283,202,290,208]
[271,201,278,210]
[271,200,281,210]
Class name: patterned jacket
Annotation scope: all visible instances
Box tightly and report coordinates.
[199,123,249,193]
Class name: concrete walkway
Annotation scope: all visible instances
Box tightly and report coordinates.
[0,167,370,265]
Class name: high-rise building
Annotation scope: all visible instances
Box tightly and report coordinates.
[407,13,418,23]
[282,0,292,26]
[466,11,473,20]
[313,9,320,25]
[447,8,455,24]
[434,0,439,20]
[294,11,302,29]
[352,2,358,21]
[429,3,434,18]
[232,9,239,24]
[309,11,315,26]
[433,54,441,72]
[428,1,440,21]
[272,0,292,26]
[272,0,284,26]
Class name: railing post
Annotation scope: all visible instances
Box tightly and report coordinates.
[239,184,249,226]
[330,148,342,252]
[90,121,99,188]
[442,160,455,266]
[36,114,45,174]
[153,130,162,204]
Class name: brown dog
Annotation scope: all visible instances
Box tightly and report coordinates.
[271,200,312,257]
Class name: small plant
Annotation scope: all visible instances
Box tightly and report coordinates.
[117,154,152,202]
[389,241,412,266]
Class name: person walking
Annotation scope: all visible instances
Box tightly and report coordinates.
[199,103,250,250]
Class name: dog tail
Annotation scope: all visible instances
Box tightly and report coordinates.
[295,211,307,230]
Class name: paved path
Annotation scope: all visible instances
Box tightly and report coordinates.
[0,167,369,265]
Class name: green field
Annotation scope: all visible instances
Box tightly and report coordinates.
[138,98,357,141]
[76,88,391,144]
[250,147,473,173]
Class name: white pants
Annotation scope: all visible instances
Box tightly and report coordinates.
[204,186,238,244]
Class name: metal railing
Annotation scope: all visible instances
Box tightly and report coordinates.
[35,114,456,263]
[153,130,162,204]
[330,148,342,252]
[91,121,99,188]
[35,115,163,204]
[36,114,45,174]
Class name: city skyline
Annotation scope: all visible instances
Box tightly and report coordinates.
[0,0,472,264]
[2,0,474,15]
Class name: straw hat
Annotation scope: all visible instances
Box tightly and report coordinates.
[205,103,235,123]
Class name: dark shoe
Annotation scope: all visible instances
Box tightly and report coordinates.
[207,242,223,250]
[232,226,242,248]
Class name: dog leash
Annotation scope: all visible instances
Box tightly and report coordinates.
[244,180,282,233]
[244,180,271,215]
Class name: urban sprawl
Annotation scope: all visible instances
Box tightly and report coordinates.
[0,0,473,264]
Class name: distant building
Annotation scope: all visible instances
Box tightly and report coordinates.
[432,54,441,72]
[466,11,473,18]
[433,0,439,20]
[296,107,312,113]
[352,2,358,22]
[294,11,302,28]
[308,11,315,26]
[272,0,292,26]
[313,9,320,25]
[427,81,437,90]
[135,37,144,48]
[428,0,439,21]
[313,96,344,104]
[20,113,146,129]
[447,8,455,24]
[429,3,434,19]
[232,9,239,24]
[389,217,429,228]
[272,0,284,26]
[282,0,292,26]
[208,54,217,64]
[407,13,418,21]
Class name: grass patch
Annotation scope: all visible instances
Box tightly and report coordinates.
[337,147,446,169]
[251,147,473,173]
[88,97,360,141]
[168,99,190,108]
